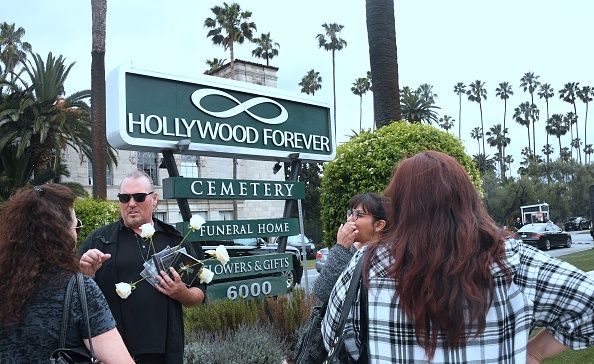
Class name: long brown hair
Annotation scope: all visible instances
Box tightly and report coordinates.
[0,184,78,325]
[367,151,510,358]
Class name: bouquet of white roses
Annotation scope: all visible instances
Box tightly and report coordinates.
[115,215,228,299]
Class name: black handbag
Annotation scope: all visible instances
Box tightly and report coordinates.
[49,273,101,364]
[324,257,368,364]
[293,301,329,364]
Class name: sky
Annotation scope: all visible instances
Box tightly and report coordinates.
[3,0,594,175]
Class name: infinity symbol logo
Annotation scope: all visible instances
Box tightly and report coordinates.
[191,88,288,125]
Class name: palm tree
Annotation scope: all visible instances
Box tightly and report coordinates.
[204,58,227,74]
[400,87,440,124]
[453,82,466,139]
[541,144,554,161]
[584,144,593,164]
[316,23,347,127]
[438,115,455,134]
[0,22,32,81]
[466,80,487,153]
[472,153,496,176]
[537,83,554,163]
[251,32,279,67]
[91,0,107,198]
[0,53,116,184]
[298,69,322,96]
[577,86,593,161]
[470,127,483,155]
[520,72,541,155]
[366,0,400,128]
[204,3,257,80]
[513,102,538,154]
[564,111,578,160]
[351,76,371,132]
[486,124,510,179]
[559,82,580,162]
[545,114,568,158]
[495,81,513,165]
[504,154,514,177]
[417,83,437,104]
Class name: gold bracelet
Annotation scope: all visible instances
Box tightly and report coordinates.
[527,350,543,362]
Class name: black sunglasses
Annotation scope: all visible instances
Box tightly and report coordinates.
[117,191,154,203]
[75,218,84,233]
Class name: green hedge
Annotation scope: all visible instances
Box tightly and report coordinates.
[320,122,480,245]
[74,197,119,245]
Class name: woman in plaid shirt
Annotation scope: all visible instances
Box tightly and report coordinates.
[322,151,594,363]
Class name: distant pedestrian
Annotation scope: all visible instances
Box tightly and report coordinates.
[514,217,524,231]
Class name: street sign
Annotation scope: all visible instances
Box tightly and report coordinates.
[176,218,300,240]
[207,276,288,302]
[106,66,335,162]
[163,177,304,200]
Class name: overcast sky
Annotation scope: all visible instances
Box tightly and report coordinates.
[4,0,594,174]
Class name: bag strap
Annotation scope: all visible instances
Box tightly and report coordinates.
[58,273,98,360]
[75,272,97,359]
[358,277,369,363]
[59,275,77,347]
[334,255,365,342]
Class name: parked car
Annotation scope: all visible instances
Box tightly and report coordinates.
[196,238,304,290]
[563,216,591,231]
[271,234,316,259]
[315,247,329,273]
[514,222,572,250]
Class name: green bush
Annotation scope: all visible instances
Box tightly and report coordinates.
[74,197,119,245]
[320,122,480,245]
[184,323,287,364]
[183,289,316,361]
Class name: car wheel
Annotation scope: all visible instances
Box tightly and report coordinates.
[282,269,296,290]
[565,236,572,248]
[543,239,551,251]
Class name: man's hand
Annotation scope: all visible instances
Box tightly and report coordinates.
[79,249,111,276]
[155,268,189,300]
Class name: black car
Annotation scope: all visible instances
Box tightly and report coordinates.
[198,238,304,290]
[563,216,591,231]
[514,222,572,250]
[271,234,316,259]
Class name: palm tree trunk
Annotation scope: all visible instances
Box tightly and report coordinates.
[359,96,363,132]
[584,103,589,159]
[479,102,480,156]
[366,0,400,128]
[526,125,531,153]
[230,43,235,80]
[91,0,107,199]
[502,100,507,174]
[545,100,550,164]
[558,136,562,158]
[573,102,581,163]
[531,94,536,156]
[331,49,337,136]
[458,94,462,139]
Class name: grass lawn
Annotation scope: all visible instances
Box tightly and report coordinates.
[541,247,594,363]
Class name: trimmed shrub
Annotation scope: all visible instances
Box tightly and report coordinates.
[320,122,480,245]
[74,197,119,245]
[184,323,287,364]
[184,297,264,336]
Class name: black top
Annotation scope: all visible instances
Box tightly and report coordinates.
[79,218,206,363]
[0,272,115,363]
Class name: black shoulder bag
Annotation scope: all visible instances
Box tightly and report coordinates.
[294,256,368,364]
[49,273,101,364]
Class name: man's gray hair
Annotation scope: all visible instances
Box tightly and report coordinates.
[120,169,155,190]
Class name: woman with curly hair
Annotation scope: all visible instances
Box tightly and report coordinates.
[0,184,134,363]
[322,151,594,363]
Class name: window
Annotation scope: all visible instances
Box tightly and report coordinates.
[219,211,233,221]
[154,211,167,223]
[87,163,113,186]
[137,152,159,186]
[180,155,199,178]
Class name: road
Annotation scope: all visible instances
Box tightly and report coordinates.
[300,230,593,291]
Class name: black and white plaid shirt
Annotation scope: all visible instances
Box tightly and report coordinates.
[321,239,594,363]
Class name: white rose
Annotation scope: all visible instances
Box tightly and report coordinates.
[115,282,133,299]
[140,223,155,239]
[189,215,206,231]
[206,245,230,266]
[199,267,214,284]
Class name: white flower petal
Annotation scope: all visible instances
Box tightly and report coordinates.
[189,215,206,231]
[115,282,133,299]
[215,245,230,266]
[140,223,155,239]
[199,268,214,284]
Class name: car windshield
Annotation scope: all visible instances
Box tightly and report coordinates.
[286,235,308,244]
[567,217,579,221]
[233,238,259,246]
[518,223,548,233]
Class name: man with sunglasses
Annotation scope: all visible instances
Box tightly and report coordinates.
[78,170,206,364]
